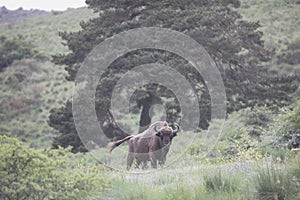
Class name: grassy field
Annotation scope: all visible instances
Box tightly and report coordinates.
[71,129,300,200]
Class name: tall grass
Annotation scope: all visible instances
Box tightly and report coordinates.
[253,157,300,200]
[255,166,291,199]
[203,170,237,193]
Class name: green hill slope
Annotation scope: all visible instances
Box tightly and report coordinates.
[238,0,300,73]
[0,59,72,147]
[0,7,96,55]
[0,7,96,148]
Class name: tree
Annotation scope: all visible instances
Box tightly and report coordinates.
[49,0,297,151]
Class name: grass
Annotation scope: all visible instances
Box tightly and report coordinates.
[96,161,254,199]
[254,166,291,200]
[203,170,237,193]
[253,157,300,200]
[89,152,299,200]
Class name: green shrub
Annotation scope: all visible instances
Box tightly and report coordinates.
[0,135,110,200]
[0,35,40,71]
[274,100,300,149]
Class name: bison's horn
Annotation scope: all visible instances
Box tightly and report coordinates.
[154,125,162,133]
[171,123,180,134]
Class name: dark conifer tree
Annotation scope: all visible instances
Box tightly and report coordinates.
[48,0,297,152]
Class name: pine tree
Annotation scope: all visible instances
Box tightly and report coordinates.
[49,0,297,152]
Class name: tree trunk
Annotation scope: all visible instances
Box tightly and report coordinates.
[138,94,162,133]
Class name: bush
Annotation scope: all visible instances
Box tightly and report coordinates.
[274,100,300,149]
[0,35,39,71]
[0,135,110,200]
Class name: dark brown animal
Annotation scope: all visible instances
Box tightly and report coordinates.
[107,121,179,170]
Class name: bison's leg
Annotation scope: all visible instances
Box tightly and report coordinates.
[149,152,158,168]
[158,160,164,166]
[126,152,134,170]
[158,154,167,167]
[142,161,148,169]
[151,158,157,168]
[135,159,141,169]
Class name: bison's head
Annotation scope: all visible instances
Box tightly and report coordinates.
[155,122,179,146]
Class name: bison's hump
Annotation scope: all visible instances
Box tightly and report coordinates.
[137,121,166,138]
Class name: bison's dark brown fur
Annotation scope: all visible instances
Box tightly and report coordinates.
[107,121,179,170]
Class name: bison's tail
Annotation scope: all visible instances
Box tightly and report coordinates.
[107,135,133,153]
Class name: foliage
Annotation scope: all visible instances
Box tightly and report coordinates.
[187,108,269,163]
[0,35,39,70]
[272,100,300,149]
[257,147,293,165]
[48,100,87,153]
[0,135,110,199]
[240,106,273,138]
[238,0,300,54]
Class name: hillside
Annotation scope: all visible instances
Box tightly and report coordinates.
[0,2,299,200]
[0,7,96,55]
[0,7,96,148]
[239,0,300,74]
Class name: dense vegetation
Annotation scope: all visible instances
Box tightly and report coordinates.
[0,35,40,70]
[0,0,299,199]
[0,136,111,199]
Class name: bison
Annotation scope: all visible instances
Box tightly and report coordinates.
[107,121,179,170]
